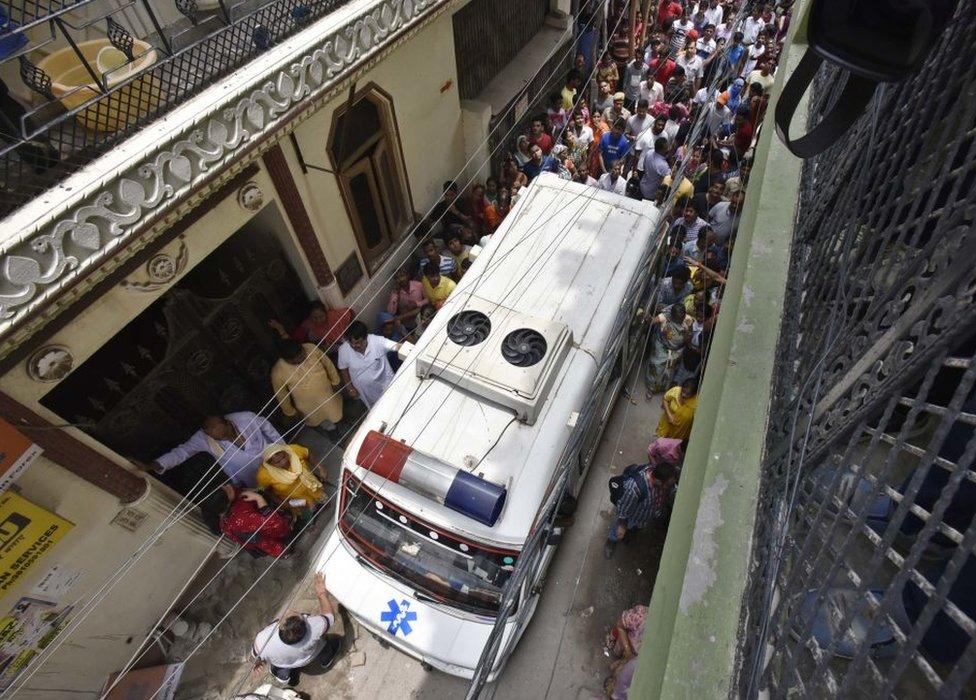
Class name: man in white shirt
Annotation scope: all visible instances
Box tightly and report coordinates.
[663,105,683,145]
[635,114,667,155]
[676,45,704,91]
[570,111,594,149]
[148,412,283,488]
[622,51,646,108]
[337,321,401,408]
[573,163,600,187]
[598,159,627,195]
[715,21,732,44]
[638,76,664,107]
[696,24,717,61]
[742,37,767,77]
[747,59,775,92]
[253,572,340,686]
[742,7,765,45]
[703,0,724,28]
[574,164,599,187]
[625,100,653,144]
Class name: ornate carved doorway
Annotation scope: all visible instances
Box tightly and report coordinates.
[41,225,309,494]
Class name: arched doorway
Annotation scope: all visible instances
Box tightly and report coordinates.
[39,224,308,496]
[328,85,413,272]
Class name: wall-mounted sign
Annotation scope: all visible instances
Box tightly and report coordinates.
[0,596,75,692]
[110,507,148,533]
[336,252,364,296]
[30,565,85,601]
[0,493,73,597]
[0,420,42,494]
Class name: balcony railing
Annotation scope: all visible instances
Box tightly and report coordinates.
[0,0,352,218]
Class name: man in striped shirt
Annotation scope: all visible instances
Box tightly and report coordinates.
[605,462,678,558]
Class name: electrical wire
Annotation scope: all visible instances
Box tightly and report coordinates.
[6,7,616,696]
[36,5,677,696]
[175,183,604,700]
[100,179,587,699]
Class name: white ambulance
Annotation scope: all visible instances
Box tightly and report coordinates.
[317,174,661,679]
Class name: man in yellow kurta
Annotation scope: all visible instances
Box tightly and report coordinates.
[271,340,343,429]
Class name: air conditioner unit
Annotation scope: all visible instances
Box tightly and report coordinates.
[415,295,572,425]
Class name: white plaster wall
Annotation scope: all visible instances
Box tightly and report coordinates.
[289,9,465,326]
[459,99,493,188]
[0,11,465,695]
[9,460,218,698]
[0,167,313,697]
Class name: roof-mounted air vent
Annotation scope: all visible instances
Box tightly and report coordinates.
[416,295,572,425]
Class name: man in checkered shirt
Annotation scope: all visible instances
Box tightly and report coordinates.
[605,462,678,559]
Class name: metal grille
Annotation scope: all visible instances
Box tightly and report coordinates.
[452,0,549,100]
[739,3,976,697]
[0,0,352,219]
[1,0,97,33]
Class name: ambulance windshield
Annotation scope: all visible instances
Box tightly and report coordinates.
[339,474,518,617]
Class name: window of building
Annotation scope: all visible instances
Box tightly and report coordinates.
[328,88,412,272]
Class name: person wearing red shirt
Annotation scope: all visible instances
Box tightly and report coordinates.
[732,111,755,156]
[208,485,293,558]
[648,46,676,86]
[269,301,352,352]
[528,116,555,155]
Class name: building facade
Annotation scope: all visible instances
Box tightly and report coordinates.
[0,0,575,693]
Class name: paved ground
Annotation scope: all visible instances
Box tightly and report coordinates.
[174,371,665,700]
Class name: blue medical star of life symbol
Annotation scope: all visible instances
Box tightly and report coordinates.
[380,599,417,637]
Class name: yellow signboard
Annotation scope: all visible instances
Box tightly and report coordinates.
[0,493,72,597]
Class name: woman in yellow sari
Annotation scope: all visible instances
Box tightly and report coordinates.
[656,378,699,440]
[256,444,325,518]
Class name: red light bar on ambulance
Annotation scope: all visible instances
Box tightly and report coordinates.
[356,431,506,527]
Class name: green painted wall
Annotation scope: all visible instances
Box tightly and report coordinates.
[630,4,812,697]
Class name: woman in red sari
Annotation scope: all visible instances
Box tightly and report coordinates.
[205,484,293,558]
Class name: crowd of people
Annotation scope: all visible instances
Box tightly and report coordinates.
[587,1,791,697]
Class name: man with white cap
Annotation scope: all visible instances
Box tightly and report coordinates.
[602,92,631,128]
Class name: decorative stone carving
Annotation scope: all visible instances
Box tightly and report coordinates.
[27,345,73,382]
[0,0,449,354]
[237,181,265,211]
[121,235,189,292]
